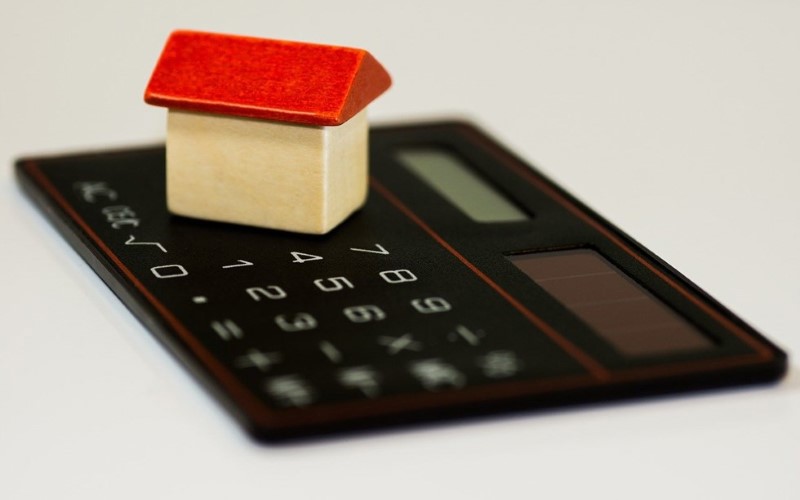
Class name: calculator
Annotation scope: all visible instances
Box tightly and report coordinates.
[17,121,786,441]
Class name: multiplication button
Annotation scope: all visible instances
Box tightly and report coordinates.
[378,333,423,355]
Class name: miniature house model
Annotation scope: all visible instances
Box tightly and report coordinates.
[144,30,391,234]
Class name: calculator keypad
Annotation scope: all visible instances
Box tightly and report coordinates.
[34,149,588,410]
[183,232,583,409]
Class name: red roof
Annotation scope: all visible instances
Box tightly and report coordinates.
[144,30,391,126]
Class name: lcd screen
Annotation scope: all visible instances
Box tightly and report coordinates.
[508,249,714,357]
[397,148,529,222]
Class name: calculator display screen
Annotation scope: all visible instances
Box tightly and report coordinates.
[397,148,529,222]
[508,249,715,357]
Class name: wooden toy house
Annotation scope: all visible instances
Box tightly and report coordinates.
[144,30,391,234]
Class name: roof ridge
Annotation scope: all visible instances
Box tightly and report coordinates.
[144,31,391,126]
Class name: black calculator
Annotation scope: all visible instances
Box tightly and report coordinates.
[17,121,786,441]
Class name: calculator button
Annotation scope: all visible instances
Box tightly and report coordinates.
[210,319,244,341]
[264,375,315,407]
[313,276,355,292]
[409,359,466,391]
[378,334,422,355]
[378,269,418,284]
[290,251,324,264]
[337,366,382,398]
[102,205,139,229]
[124,234,167,253]
[411,297,452,314]
[234,349,282,372]
[246,285,287,301]
[477,351,523,379]
[318,341,344,363]
[74,181,118,202]
[342,305,386,323]
[221,259,254,269]
[150,264,189,279]
[447,325,484,346]
[275,313,317,332]
[349,243,390,255]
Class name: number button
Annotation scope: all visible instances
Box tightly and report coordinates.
[275,313,317,332]
[151,264,188,279]
[313,276,354,292]
[343,305,386,323]
[379,269,417,284]
[222,259,253,269]
[290,251,323,264]
[411,297,451,314]
[246,286,287,301]
[349,243,390,255]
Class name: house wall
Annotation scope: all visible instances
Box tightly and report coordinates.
[165,109,368,233]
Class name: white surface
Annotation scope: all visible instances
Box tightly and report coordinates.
[2,1,798,498]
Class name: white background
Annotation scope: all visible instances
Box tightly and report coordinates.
[2,1,798,498]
